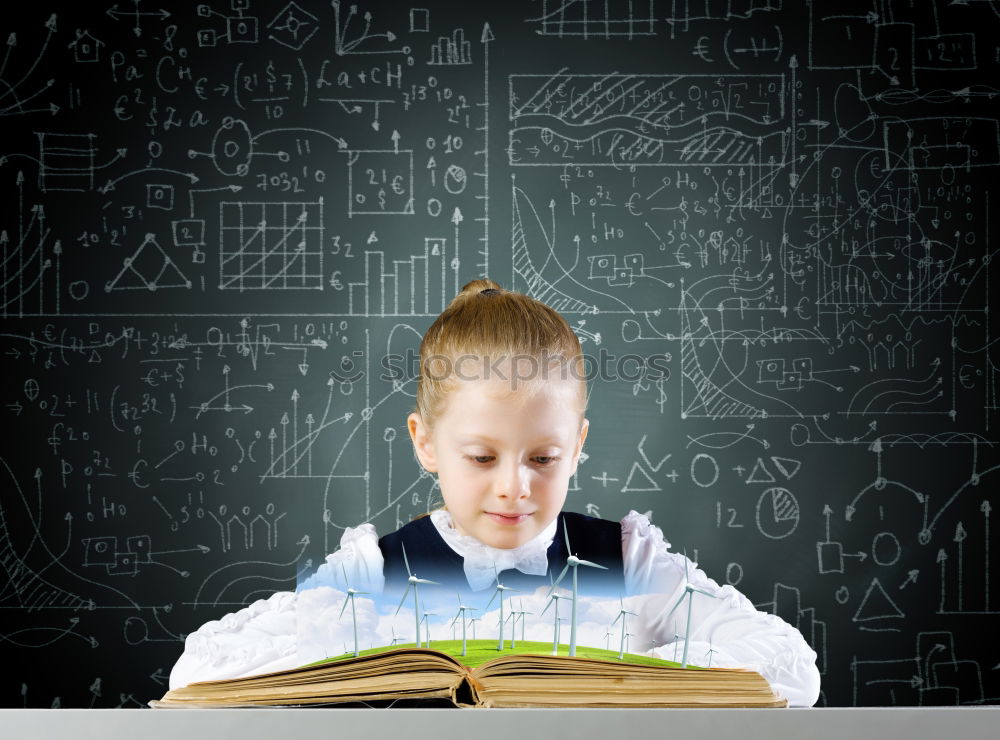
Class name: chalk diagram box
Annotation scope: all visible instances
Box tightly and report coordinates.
[219,200,325,290]
[345,149,414,216]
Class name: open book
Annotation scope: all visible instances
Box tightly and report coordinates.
[150,641,787,708]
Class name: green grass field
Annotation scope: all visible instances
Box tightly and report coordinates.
[301,639,699,670]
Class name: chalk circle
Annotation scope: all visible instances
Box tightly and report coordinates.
[443,164,467,194]
[69,280,89,300]
[725,562,743,586]
[755,487,799,540]
[789,423,810,447]
[872,531,901,566]
[124,617,148,645]
[212,117,253,176]
[621,319,641,343]
[690,453,719,488]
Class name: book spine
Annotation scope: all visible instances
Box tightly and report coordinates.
[450,668,483,708]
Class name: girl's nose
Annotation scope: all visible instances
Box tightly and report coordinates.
[496,462,530,500]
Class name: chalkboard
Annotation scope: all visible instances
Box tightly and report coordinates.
[1,0,997,708]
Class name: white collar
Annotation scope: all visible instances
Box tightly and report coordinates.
[429,509,558,591]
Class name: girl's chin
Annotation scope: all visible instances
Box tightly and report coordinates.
[477,529,535,550]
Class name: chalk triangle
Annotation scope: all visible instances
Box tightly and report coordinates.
[622,461,660,492]
[853,578,905,622]
[746,457,776,483]
[770,456,801,480]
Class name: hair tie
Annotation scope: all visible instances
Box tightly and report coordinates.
[479,288,500,295]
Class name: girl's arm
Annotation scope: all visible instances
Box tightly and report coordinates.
[621,511,822,707]
[167,523,384,691]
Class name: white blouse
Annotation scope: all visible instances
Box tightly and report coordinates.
[168,510,821,706]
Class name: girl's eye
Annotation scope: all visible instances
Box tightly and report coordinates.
[464,455,560,466]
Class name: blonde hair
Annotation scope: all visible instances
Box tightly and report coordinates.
[413,278,588,438]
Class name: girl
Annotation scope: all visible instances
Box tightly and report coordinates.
[168,279,821,706]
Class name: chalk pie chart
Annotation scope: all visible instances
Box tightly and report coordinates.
[755,487,800,539]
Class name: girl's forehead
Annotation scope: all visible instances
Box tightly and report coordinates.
[436,379,583,434]
[449,376,579,405]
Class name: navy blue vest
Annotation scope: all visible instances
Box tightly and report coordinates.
[377,510,625,599]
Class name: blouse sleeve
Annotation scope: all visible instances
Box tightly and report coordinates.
[167,523,384,691]
[621,510,821,707]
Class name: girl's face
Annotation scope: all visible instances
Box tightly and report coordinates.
[408,374,589,550]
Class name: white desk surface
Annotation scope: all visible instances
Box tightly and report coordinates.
[2,707,999,740]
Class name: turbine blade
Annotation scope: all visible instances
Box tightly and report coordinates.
[401,542,412,577]
[485,590,498,611]
[553,563,569,588]
[691,587,717,599]
[563,517,571,554]
[540,598,553,616]
[664,591,687,620]
[395,584,412,615]
[611,612,622,626]
[415,578,439,585]
[575,559,609,570]
[338,595,349,620]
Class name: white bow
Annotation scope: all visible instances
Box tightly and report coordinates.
[429,510,557,592]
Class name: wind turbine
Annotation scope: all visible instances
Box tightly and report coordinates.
[337,564,368,657]
[705,646,718,668]
[513,600,532,643]
[603,628,612,652]
[393,542,439,649]
[664,556,718,668]
[611,597,638,660]
[540,590,568,655]
[470,616,481,641]
[450,593,478,656]
[419,606,437,648]
[389,626,405,646]
[484,564,517,651]
[546,519,608,656]
[503,611,517,649]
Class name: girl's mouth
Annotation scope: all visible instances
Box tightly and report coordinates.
[486,512,532,525]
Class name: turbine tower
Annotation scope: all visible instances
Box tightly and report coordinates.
[450,593,478,656]
[513,600,532,643]
[484,563,517,651]
[418,606,436,648]
[611,597,638,660]
[664,555,718,668]
[393,542,439,649]
[503,611,517,649]
[337,564,368,657]
[546,519,608,656]
[540,590,567,655]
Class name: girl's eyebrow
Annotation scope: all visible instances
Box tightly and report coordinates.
[459,433,563,445]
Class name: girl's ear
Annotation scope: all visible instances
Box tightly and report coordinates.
[570,417,589,476]
[407,412,439,472]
